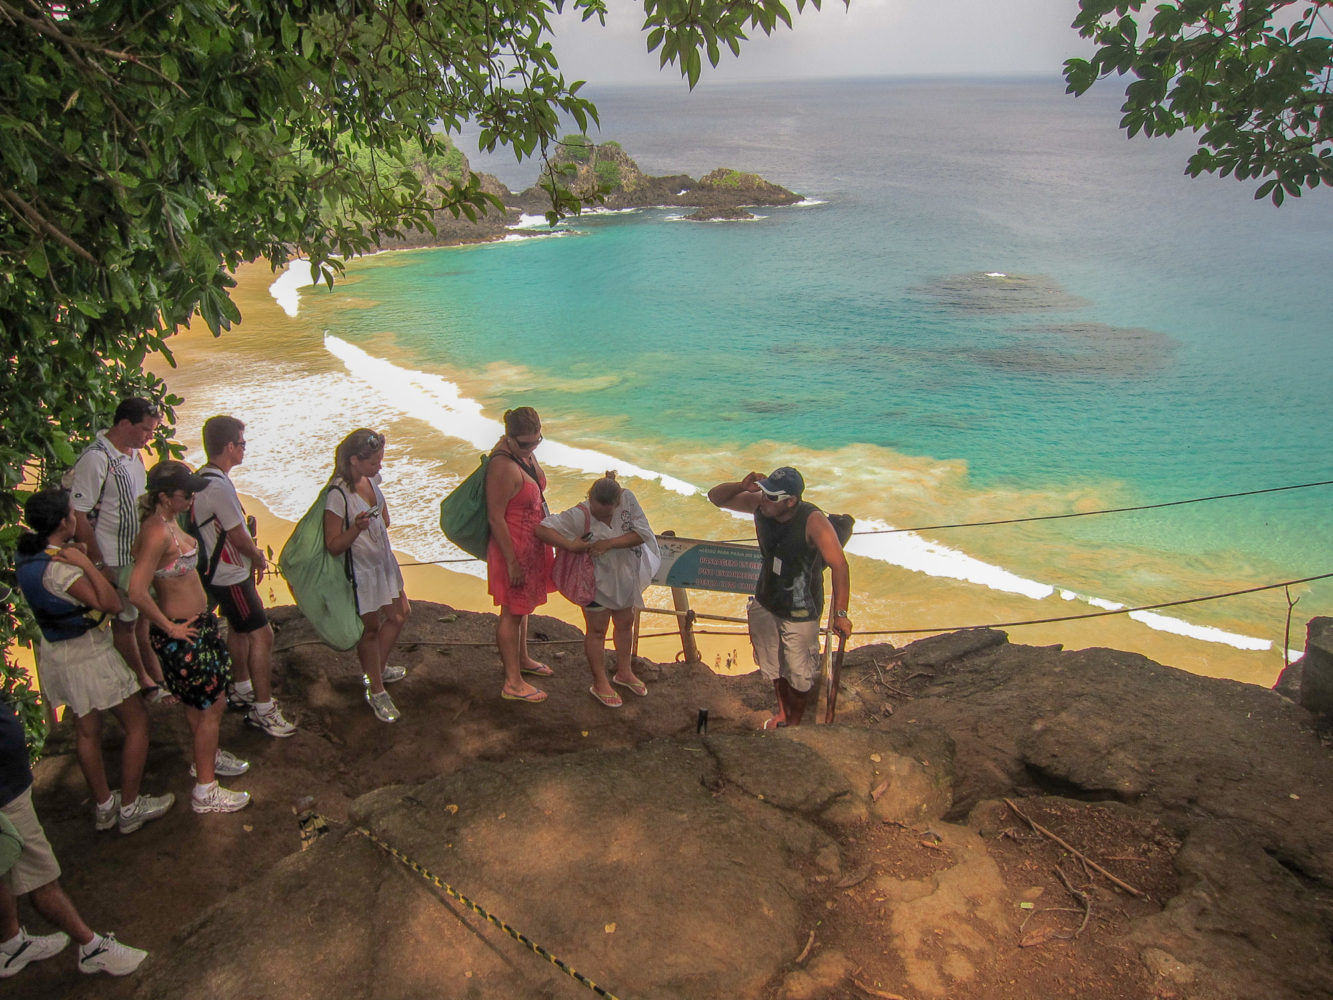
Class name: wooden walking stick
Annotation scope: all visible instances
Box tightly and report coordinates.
[824,631,847,723]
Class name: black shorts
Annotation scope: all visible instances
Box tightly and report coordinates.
[206,577,269,634]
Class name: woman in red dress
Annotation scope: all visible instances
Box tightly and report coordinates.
[485,407,555,702]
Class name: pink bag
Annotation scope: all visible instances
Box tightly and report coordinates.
[551,504,596,606]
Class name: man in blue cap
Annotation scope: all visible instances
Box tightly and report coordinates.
[708,467,852,727]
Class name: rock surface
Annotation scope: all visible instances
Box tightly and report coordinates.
[17,603,1333,1000]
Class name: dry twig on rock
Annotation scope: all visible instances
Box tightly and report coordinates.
[1055,866,1093,938]
[851,977,908,1000]
[795,929,815,964]
[1003,798,1145,898]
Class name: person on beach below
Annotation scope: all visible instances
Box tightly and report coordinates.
[536,473,661,708]
[14,488,174,835]
[129,461,252,814]
[0,696,149,977]
[323,429,411,723]
[486,407,555,703]
[193,415,295,738]
[707,467,852,728]
[66,396,169,702]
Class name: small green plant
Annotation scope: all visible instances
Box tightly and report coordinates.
[594,160,621,190]
[561,133,593,163]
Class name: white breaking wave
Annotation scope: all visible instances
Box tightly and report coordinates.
[269,259,318,317]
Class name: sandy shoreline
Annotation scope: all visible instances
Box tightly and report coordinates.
[135,259,1294,690]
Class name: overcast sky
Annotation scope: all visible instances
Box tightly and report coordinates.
[549,0,1090,86]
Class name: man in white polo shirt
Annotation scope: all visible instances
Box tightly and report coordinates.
[67,397,166,698]
[192,415,295,738]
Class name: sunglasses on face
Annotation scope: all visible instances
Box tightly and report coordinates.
[512,433,543,450]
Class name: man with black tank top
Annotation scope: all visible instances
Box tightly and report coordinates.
[708,467,852,727]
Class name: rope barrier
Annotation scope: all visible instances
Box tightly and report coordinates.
[396,478,1333,559]
[341,819,626,1000]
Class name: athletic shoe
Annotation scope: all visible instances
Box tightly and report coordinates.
[94,790,121,832]
[362,664,407,686]
[118,792,175,835]
[226,685,256,710]
[77,933,147,976]
[191,783,251,814]
[0,928,69,978]
[365,688,400,723]
[245,702,297,738]
[189,748,250,779]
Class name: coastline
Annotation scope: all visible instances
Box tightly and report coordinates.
[140,260,1298,690]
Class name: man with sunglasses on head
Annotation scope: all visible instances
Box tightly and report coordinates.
[67,397,168,700]
[708,467,852,728]
[191,416,295,738]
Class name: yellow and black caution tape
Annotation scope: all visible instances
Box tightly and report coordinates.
[298,812,625,1000]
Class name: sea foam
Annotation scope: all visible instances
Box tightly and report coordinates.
[314,331,1270,653]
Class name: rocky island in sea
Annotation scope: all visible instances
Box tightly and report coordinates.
[376,134,801,249]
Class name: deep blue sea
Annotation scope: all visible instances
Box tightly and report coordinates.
[167,78,1333,681]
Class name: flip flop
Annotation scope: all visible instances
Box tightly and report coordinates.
[611,676,648,698]
[589,686,623,708]
[501,687,548,703]
[761,715,787,730]
[520,662,554,677]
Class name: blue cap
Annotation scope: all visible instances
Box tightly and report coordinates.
[757,467,804,500]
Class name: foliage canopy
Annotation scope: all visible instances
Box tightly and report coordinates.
[0,0,834,749]
[1066,1,1333,203]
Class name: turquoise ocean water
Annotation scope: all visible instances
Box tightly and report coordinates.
[168,78,1333,679]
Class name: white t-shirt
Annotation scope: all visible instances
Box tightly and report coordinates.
[67,432,147,568]
[190,467,250,587]
[540,490,661,610]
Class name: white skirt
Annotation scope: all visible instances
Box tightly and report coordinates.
[37,626,139,717]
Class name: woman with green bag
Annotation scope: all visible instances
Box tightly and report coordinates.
[323,429,411,723]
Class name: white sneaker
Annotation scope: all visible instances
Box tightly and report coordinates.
[77,933,147,975]
[363,664,407,686]
[118,792,175,834]
[94,790,121,832]
[226,685,255,710]
[191,783,251,814]
[365,688,400,723]
[0,928,69,977]
[189,748,250,778]
[246,702,297,738]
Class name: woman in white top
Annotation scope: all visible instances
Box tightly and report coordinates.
[536,473,660,707]
[323,429,410,723]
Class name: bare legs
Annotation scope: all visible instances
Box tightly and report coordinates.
[70,695,148,806]
[497,609,543,699]
[359,593,409,695]
[111,618,163,690]
[583,607,641,698]
[184,699,225,785]
[0,880,94,948]
[226,624,274,702]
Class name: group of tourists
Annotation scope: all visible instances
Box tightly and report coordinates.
[3,397,854,981]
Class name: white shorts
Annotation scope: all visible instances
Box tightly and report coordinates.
[2,788,62,896]
[747,599,822,693]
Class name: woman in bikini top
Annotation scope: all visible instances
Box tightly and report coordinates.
[128,462,212,645]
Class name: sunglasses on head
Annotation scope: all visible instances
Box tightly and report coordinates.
[355,432,384,456]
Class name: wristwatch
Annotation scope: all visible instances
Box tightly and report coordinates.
[834,609,849,619]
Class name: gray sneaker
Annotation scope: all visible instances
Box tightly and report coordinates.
[246,702,297,738]
[118,792,175,834]
[94,790,121,832]
[77,933,147,976]
[226,685,256,710]
[191,783,251,814]
[189,748,250,778]
[0,928,69,978]
[365,688,400,723]
[362,664,407,686]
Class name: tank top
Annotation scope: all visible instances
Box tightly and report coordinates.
[753,501,825,622]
